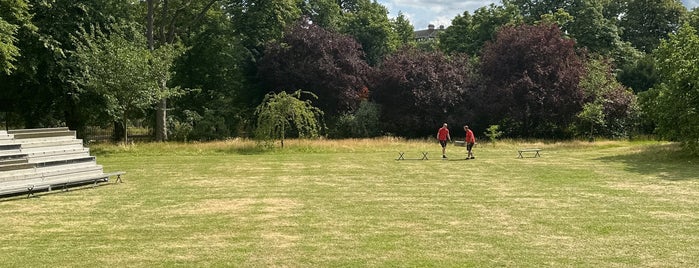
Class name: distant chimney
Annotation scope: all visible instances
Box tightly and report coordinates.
[428,24,435,30]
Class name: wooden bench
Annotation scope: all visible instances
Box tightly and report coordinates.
[396,152,428,160]
[518,148,541,158]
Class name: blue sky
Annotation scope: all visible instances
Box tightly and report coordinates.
[377,0,699,30]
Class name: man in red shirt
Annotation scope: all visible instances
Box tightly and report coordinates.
[464,125,476,159]
[437,123,451,159]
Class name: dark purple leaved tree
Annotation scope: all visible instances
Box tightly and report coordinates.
[480,23,586,138]
[372,47,480,137]
[258,20,371,116]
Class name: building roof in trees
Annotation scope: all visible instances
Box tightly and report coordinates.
[414,24,444,42]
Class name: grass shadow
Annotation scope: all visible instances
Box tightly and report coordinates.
[597,143,699,181]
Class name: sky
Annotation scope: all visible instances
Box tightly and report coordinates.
[377,0,699,31]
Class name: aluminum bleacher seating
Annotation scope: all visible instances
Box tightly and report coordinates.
[0,128,124,197]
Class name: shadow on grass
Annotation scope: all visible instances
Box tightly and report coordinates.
[597,143,699,181]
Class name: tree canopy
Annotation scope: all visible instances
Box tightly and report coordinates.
[1,0,698,151]
[642,23,699,154]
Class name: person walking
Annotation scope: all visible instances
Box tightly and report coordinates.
[464,125,476,159]
[437,123,451,159]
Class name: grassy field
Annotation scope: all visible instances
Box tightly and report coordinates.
[1,138,698,267]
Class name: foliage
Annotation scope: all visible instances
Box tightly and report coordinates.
[619,0,686,53]
[484,124,503,144]
[339,0,398,66]
[258,20,371,116]
[439,3,523,56]
[170,12,251,140]
[301,0,343,30]
[71,25,180,143]
[687,7,699,31]
[642,23,699,154]
[255,90,324,148]
[480,23,586,138]
[225,0,301,55]
[329,100,381,138]
[576,57,638,139]
[392,12,415,48]
[0,0,32,74]
[372,47,479,137]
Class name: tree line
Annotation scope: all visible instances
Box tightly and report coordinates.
[1,0,698,153]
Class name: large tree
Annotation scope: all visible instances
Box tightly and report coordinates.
[0,0,139,133]
[258,20,371,117]
[641,23,699,154]
[371,48,478,137]
[0,0,33,75]
[440,3,523,56]
[619,0,686,53]
[71,25,179,144]
[480,23,586,138]
[339,0,398,66]
[576,57,638,138]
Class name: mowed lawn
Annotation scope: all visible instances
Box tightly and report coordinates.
[1,138,698,267]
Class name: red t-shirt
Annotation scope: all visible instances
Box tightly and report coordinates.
[438,127,449,141]
[465,129,476,143]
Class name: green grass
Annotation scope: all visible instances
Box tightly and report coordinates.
[1,138,698,267]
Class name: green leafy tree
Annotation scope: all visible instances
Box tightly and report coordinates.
[642,23,699,154]
[71,26,180,143]
[0,0,139,133]
[0,0,33,74]
[619,0,686,53]
[339,0,399,66]
[170,14,251,140]
[687,8,699,31]
[440,3,523,56]
[484,124,504,145]
[392,11,415,48]
[301,0,343,30]
[255,90,324,148]
[576,57,638,138]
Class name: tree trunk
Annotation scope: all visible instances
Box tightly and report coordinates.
[123,111,129,144]
[148,0,167,141]
[147,0,154,50]
[156,98,167,141]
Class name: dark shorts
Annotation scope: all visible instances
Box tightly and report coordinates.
[439,140,448,148]
[467,142,474,151]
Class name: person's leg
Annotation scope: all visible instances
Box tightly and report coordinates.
[440,141,447,158]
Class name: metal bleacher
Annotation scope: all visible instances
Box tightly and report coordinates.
[0,127,124,197]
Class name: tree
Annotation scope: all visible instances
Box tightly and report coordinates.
[687,8,699,31]
[301,0,343,30]
[576,58,638,139]
[145,0,221,141]
[439,3,523,56]
[0,0,33,75]
[71,26,179,144]
[642,23,699,154]
[255,90,324,148]
[258,20,371,116]
[0,0,140,134]
[619,0,686,53]
[339,0,399,66]
[392,11,415,48]
[480,23,586,138]
[372,47,478,137]
[170,13,251,140]
[225,0,301,55]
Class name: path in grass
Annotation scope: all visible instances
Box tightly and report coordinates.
[0,139,698,267]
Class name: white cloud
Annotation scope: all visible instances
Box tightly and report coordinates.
[381,0,699,31]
